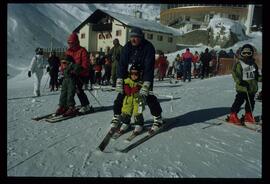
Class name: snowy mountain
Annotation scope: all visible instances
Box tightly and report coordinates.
[7,73,262,177]
[7,4,160,77]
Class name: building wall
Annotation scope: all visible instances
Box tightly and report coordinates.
[160,6,248,28]
[77,17,177,54]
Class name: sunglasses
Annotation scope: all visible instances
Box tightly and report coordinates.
[241,51,253,57]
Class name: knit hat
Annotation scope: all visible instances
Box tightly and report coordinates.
[68,32,79,44]
[62,55,75,64]
[129,27,144,38]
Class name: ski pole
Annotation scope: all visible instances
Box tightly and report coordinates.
[87,89,103,107]
[245,90,255,121]
[43,74,50,92]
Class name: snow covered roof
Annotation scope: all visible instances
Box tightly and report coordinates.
[74,9,181,36]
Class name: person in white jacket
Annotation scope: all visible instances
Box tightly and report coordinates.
[28,48,49,96]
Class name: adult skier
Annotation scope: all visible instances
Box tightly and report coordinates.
[108,38,123,87]
[110,27,165,133]
[200,48,212,79]
[65,32,92,113]
[28,48,49,97]
[181,48,193,82]
[227,44,262,124]
[48,51,60,91]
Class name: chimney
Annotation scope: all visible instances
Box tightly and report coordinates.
[134,10,142,19]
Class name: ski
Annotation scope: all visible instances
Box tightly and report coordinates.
[97,127,119,152]
[117,122,169,153]
[32,105,81,121]
[44,106,101,123]
[217,116,261,133]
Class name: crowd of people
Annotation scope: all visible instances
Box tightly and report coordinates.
[27,28,261,134]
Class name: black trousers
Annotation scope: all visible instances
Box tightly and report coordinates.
[113,93,162,117]
[76,77,90,106]
[201,63,209,79]
[49,70,59,89]
[231,92,255,113]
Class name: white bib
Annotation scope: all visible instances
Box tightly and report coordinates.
[239,60,256,81]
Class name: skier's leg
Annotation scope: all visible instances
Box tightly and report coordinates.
[66,78,76,107]
[76,77,90,107]
[111,93,125,127]
[244,93,255,112]
[231,92,245,113]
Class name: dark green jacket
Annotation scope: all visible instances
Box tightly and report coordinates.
[63,63,83,78]
[232,59,262,94]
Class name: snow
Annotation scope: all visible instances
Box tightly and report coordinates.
[208,17,248,41]
[8,73,262,177]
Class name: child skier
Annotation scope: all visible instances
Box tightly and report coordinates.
[114,63,145,135]
[55,55,83,117]
[227,44,262,125]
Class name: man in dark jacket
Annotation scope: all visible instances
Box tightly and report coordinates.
[200,48,212,79]
[48,51,60,91]
[111,27,164,133]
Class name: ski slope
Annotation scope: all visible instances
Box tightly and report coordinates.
[7,73,262,177]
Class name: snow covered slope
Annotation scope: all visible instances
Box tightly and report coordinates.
[7,4,159,77]
[7,74,262,177]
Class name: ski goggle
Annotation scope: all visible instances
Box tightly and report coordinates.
[240,51,253,57]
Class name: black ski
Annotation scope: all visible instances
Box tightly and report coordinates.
[45,106,101,123]
[117,122,169,153]
[32,105,81,121]
[97,127,119,152]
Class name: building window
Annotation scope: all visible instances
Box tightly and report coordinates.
[116,30,122,36]
[105,33,111,39]
[157,35,163,41]
[229,14,240,21]
[147,33,153,40]
[168,37,173,43]
[98,34,103,39]
[81,33,86,39]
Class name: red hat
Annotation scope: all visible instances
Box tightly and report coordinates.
[68,32,79,43]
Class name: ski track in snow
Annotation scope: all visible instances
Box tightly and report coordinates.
[7,74,262,177]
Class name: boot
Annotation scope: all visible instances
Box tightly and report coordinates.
[133,125,143,134]
[79,105,92,114]
[110,115,121,128]
[55,106,67,116]
[244,112,255,124]
[150,115,164,133]
[63,106,77,117]
[227,112,241,125]
[118,123,130,134]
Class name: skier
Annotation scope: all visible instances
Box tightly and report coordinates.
[65,32,91,113]
[200,48,212,79]
[88,52,96,90]
[55,55,83,116]
[28,48,49,97]
[227,44,262,124]
[102,55,112,85]
[116,63,145,135]
[94,54,103,85]
[108,38,123,87]
[157,53,168,81]
[47,51,60,91]
[111,27,165,133]
[192,51,200,78]
[182,48,193,82]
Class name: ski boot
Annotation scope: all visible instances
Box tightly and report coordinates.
[149,115,164,134]
[227,112,241,125]
[244,112,255,124]
[79,105,92,114]
[63,106,78,117]
[55,106,67,116]
[110,115,121,129]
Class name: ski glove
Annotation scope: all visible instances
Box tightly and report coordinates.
[28,71,31,78]
[239,80,249,90]
[140,81,151,97]
[115,78,124,94]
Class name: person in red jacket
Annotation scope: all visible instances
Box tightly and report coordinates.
[182,48,194,82]
[157,53,168,81]
[65,32,92,113]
